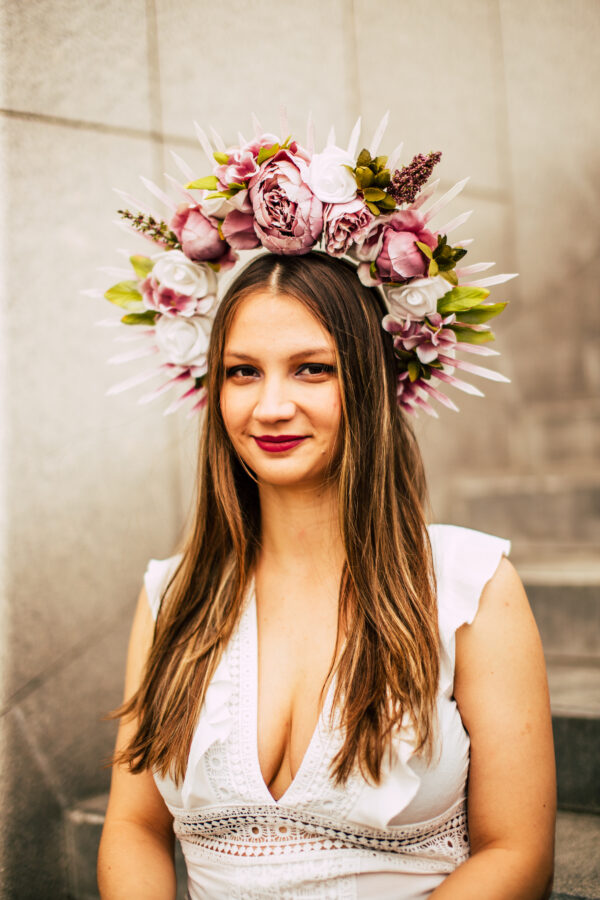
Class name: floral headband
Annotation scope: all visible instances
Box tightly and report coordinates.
[89,112,515,417]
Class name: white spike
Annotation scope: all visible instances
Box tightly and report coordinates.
[98,266,132,278]
[369,111,389,156]
[164,173,196,204]
[112,218,140,235]
[387,141,404,172]
[194,122,215,162]
[81,288,105,299]
[106,368,163,396]
[435,369,485,396]
[409,178,440,210]
[455,342,500,356]
[163,386,197,416]
[455,237,474,247]
[251,113,263,138]
[140,176,176,211]
[279,104,289,139]
[438,355,511,383]
[108,345,159,365]
[326,125,336,147]
[237,130,247,146]
[414,395,439,417]
[95,318,121,328]
[209,126,225,151]
[346,116,362,158]
[438,210,473,235]
[113,188,155,217]
[419,381,460,412]
[170,151,195,181]
[423,177,470,224]
[306,111,315,154]
[461,273,518,288]
[456,262,495,276]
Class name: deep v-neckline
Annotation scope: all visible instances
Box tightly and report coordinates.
[244,581,336,806]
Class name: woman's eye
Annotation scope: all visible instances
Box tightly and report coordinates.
[297,363,336,377]
[226,365,258,379]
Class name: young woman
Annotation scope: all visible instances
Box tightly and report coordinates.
[97,251,555,899]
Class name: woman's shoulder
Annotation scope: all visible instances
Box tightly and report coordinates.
[143,553,183,621]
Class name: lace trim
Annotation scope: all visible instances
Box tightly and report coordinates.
[172,798,469,869]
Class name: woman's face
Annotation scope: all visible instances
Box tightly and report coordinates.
[220,290,342,490]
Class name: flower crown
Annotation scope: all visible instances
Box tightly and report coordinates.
[90,112,516,417]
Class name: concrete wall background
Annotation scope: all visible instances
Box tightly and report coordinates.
[0,1,598,896]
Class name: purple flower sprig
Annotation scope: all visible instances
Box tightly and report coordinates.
[388,151,442,206]
[118,209,182,250]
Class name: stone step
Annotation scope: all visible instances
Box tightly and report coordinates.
[65,795,599,899]
[451,464,600,544]
[549,662,600,814]
[519,559,600,661]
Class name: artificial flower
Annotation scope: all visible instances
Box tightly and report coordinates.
[323,199,374,257]
[306,145,358,204]
[383,276,449,321]
[155,315,212,371]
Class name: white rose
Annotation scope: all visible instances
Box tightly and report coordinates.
[155,314,212,371]
[152,250,217,309]
[383,276,450,321]
[306,145,357,204]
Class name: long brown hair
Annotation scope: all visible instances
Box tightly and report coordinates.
[114,251,439,785]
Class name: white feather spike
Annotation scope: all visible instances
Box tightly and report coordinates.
[409,178,440,210]
[106,368,163,396]
[369,111,390,156]
[413,395,439,418]
[438,210,473,235]
[164,386,198,416]
[279,105,289,139]
[114,331,153,343]
[237,130,247,146]
[194,122,215,162]
[108,345,159,366]
[112,219,141,236]
[455,237,474,247]
[98,266,132,279]
[170,151,195,181]
[456,262,495,276]
[326,125,336,147]
[419,381,460,412]
[251,113,263,138]
[113,188,155,217]
[461,273,519,288]
[209,126,225,151]
[435,369,485,396]
[423,176,470,223]
[438,355,511,383]
[140,176,177,212]
[455,342,500,356]
[387,141,404,172]
[95,318,121,328]
[306,111,315,154]
[164,173,196,204]
[81,288,105,299]
[139,374,186,404]
[347,117,362,158]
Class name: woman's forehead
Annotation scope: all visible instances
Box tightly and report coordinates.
[224,290,334,356]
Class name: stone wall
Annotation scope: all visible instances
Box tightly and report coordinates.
[1,1,598,896]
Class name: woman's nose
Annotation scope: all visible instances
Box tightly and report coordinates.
[253,376,296,422]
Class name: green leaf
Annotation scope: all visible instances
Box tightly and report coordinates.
[415,241,433,260]
[437,285,491,314]
[228,181,246,191]
[213,151,230,165]
[120,310,159,326]
[356,148,371,167]
[407,360,420,382]
[373,155,388,171]
[363,187,387,202]
[186,175,219,190]
[451,326,496,344]
[440,268,457,285]
[104,281,144,310]
[370,260,378,279]
[455,302,508,324]
[129,255,153,280]
[257,143,280,165]
[366,201,381,216]
[355,166,374,189]
[428,259,440,277]
[374,170,391,189]
[379,195,396,210]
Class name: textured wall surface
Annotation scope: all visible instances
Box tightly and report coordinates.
[1,1,598,896]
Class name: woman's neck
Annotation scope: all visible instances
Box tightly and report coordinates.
[257,481,345,582]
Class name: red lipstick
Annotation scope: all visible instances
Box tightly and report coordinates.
[253,434,307,453]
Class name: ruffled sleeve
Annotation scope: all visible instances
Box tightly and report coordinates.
[429,524,511,697]
[143,554,183,620]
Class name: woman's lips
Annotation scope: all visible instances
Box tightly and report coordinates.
[252,435,308,453]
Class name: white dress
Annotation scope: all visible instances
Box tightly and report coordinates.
[144,524,510,900]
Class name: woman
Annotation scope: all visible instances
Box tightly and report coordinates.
[97,250,555,899]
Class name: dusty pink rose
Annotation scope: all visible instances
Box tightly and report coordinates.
[375,211,437,282]
[215,148,258,188]
[141,278,208,318]
[248,149,323,254]
[323,199,374,257]
[170,203,236,268]
[221,210,260,250]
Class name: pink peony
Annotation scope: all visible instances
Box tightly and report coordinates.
[375,211,437,282]
[170,203,237,269]
[215,148,259,188]
[248,149,323,254]
[141,277,211,318]
[323,199,374,257]
[221,210,260,250]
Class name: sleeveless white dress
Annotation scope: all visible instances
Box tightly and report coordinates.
[144,524,510,900]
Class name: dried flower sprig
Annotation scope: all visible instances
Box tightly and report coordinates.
[389,151,442,205]
[118,209,182,250]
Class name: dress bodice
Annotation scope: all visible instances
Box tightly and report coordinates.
[144,524,510,899]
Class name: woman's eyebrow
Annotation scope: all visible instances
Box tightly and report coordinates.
[224,347,335,362]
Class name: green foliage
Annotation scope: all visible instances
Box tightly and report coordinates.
[456,302,507,324]
[437,285,490,314]
[104,281,144,310]
[349,148,397,216]
[129,255,153,280]
[186,175,219,190]
[451,326,496,344]
[213,151,230,165]
[120,310,159,326]
[257,143,281,165]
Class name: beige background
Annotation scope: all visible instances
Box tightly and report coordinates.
[1,0,598,895]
